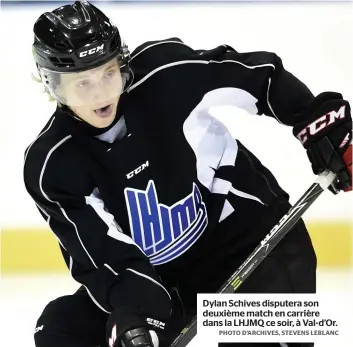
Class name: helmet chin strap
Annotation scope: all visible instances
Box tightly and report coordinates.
[123,67,134,93]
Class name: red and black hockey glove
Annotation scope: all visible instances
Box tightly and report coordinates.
[293,92,352,193]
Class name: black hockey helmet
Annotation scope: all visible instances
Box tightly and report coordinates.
[33,0,129,73]
[32,0,131,107]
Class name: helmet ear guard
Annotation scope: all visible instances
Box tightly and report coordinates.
[37,64,65,103]
[119,41,134,91]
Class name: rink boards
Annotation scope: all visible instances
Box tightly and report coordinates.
[1,221,351,274]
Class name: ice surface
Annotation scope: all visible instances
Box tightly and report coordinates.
[0,269,351,347]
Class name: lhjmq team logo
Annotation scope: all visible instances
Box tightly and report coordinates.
[124,181,208,265]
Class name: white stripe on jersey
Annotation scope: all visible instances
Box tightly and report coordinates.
[24,116,56,164]
[35,202,67,251]
[267,77,283,124]
[85,189,145,254]
[230,186,265,205]
[126,268,172,301]
[128,58,275,94]
[128,60,209,92]
[219,199,234,222]
[126,55,279,122]
[84,286,111,314]
[38,135,99,269]
[130,40,190,62]
[104,263,119,276]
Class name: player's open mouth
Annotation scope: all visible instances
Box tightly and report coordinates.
[94,104,113,118]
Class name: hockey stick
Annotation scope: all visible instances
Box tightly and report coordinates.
[169,171,336,347]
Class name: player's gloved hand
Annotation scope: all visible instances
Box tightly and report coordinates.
[107,305,171,347]
[107,309,170,347]
[293,92,352,193]
[105,264,172,347]
[109,324,160,347]
[120,327,160,347]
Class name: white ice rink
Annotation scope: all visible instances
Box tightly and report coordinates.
[1,269,352,347]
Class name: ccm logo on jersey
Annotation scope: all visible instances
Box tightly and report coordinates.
[78,44,104,58]
[126,161,149,179]
[296,105,346,145]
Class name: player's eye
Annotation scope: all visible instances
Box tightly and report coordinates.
[76,79,91,88]
[104,70,117,79]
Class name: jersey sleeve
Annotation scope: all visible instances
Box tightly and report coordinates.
[23,146,171,317]
[199,45,315,125]
[131,39,315,125]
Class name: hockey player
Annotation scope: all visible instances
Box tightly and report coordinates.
[24,1,352,347]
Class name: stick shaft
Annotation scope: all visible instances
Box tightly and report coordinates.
[169,172,334,347]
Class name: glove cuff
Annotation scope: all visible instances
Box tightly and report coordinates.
[107,310,149,347]
[107,309,168,347]
[294,92,343,124]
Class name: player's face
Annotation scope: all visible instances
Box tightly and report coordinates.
[58,59,123,128]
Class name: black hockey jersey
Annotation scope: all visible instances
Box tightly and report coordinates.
[24,38,314,315]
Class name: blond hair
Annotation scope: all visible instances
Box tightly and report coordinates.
[31,47,62,106]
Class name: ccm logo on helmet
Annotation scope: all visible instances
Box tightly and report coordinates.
[297,105,346,145]
[78,44,105,58]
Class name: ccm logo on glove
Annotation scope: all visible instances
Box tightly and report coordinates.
[146,318,166,330]
[293,92,352,193]
[296,105,346,145]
